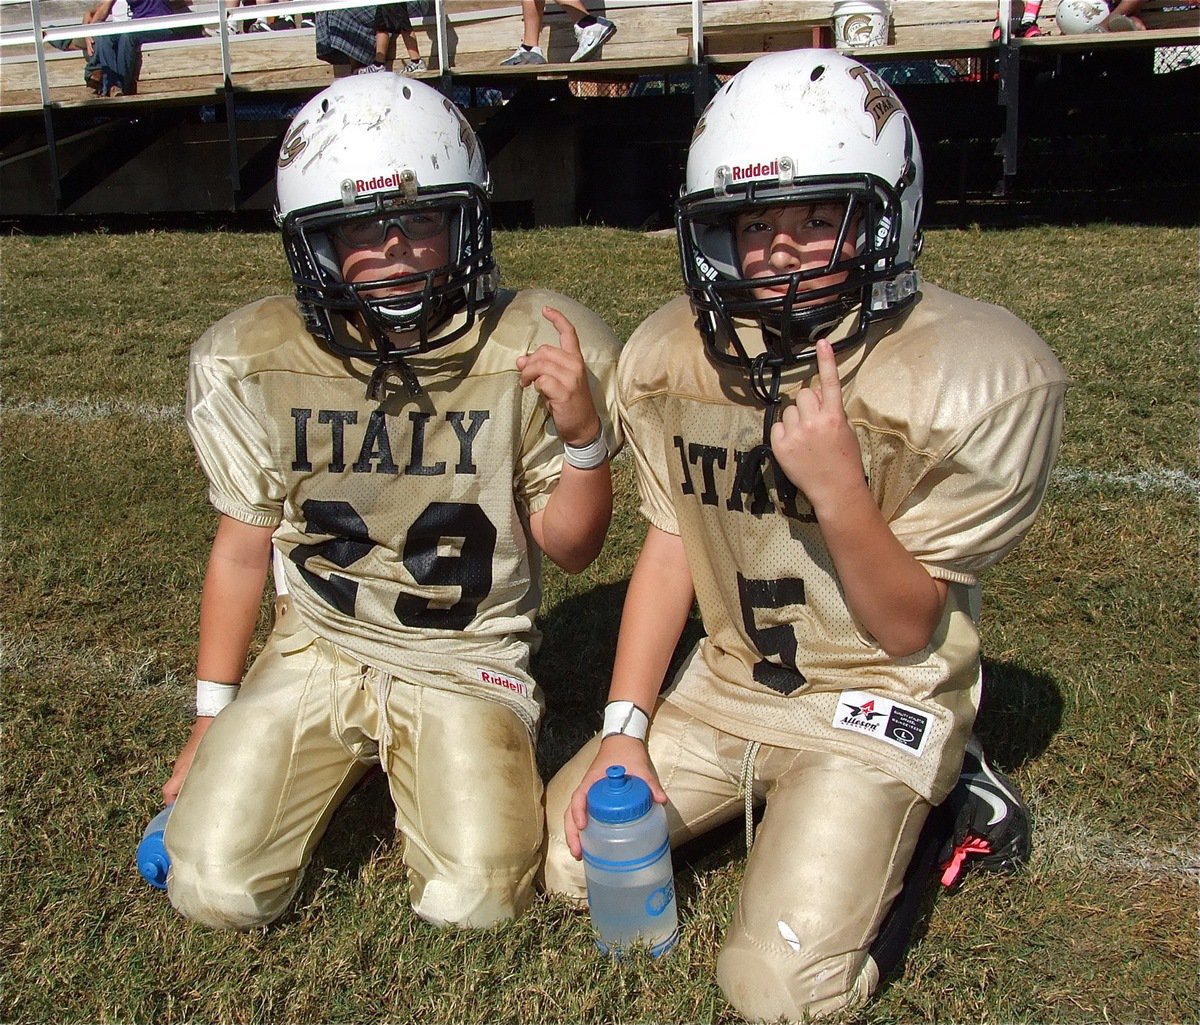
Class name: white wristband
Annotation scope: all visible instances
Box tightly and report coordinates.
[563,429,608,470]
[196,679,240,718]
[601,700,650,742]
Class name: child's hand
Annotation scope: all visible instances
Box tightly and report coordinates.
[517,306,602,448]
[769,338,866,513]
[564,735,667,860]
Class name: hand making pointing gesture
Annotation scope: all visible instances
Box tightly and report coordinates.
[769,338,866,514]
[517,306,602,448]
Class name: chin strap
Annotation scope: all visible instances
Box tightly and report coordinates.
[367,359,421,402]
[734,353,784,498]
[359,300,431,401]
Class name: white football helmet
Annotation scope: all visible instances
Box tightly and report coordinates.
[275,74,496,394]
[677,50,924,388]
[1056,0,1111,33]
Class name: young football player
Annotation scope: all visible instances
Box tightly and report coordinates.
[542,50,1067,1020]
[160,73,621,931]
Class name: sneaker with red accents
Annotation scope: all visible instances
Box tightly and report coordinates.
[993,19,1044,40]
[937,735,1032,888]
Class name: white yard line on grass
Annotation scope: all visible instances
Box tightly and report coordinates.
[1031,806,1200,879]
[1052,466,1200,497]
[4,397,184,423]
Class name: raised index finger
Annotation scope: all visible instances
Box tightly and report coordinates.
[814,338,843,402]
[542,306,581,354]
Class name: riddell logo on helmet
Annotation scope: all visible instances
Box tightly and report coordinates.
[356,171,406,194]
[731,160,780,182]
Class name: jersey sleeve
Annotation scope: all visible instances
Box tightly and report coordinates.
[186,333,284,528]
[617,317,680,537]
[513,293,624,515]
[886,381,1066,585]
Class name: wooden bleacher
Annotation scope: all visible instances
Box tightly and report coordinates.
[2,0,1196,113]
[1,0,1195,220]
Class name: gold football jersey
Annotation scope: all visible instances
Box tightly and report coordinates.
[187,288,622,733]
[619,285,1067,799]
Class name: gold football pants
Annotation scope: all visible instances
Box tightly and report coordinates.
[166,599,544,930]
[543,697,930,1022]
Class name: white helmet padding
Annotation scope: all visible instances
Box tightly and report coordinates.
[677,50,924,388]
[275,74,497,395]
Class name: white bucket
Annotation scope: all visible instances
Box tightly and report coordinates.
[833,0,891,49]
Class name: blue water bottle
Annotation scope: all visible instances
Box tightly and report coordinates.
[137,805,173,890]
[581,765,678,957]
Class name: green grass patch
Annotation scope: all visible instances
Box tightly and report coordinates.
[2,225,1196,1024]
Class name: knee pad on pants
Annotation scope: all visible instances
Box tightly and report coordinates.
[408,862,537,929]
[716,925,880,1022]
[168,858,299,932]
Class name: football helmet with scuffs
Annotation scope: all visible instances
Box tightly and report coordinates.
[275,73,497,396]
[1055,0,1111,33]
[677,50,924,393]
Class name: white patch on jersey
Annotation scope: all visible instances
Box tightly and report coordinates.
[832,689,930,758]
[476,667,532,701]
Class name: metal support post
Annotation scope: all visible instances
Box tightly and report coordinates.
[690,0,709,116]
[434,0,453,96]
[28,0,64,209]
[41,107,63,211]
[224,88,242,209]
[995,41,1021,193]
[215,2,241,208]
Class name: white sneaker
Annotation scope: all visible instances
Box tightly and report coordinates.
[570,17,616,62]
[402,57,427,74]
[354,62,386,75]
[500,44,547,66]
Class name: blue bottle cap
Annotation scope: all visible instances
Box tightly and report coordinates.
[586,765,652,823]
[137,842,170,890]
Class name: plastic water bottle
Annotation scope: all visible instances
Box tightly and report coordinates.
[581,765,678,957]
[136,805,173,890]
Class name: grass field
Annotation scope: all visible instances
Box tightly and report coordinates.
[2,223,1197,1024]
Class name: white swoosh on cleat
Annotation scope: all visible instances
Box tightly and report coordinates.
[965,780,1009,827]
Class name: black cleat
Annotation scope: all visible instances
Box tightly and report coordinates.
[938,735,1032,887]
[869,738,1032,977]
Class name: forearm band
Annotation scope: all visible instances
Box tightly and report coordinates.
[563,429,609,470]
[196,679,240,718]
[601,700,650,741]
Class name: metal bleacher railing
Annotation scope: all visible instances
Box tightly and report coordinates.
[2,0,1196,215]
[1,0,715,106]
[2,0,473,105]
[5,0,1197,111]
[0,0,1087,108]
